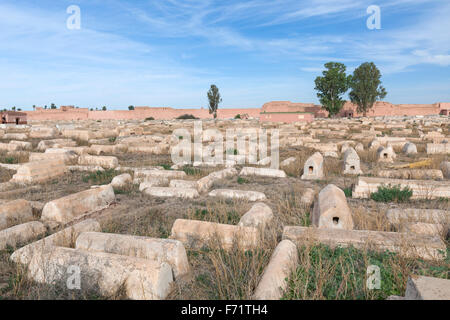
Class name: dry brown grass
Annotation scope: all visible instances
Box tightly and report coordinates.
[186,198,250,225]
[351,205,393,232]
[169,223,279,300]
[281,147,316,177]
[324,157,341,177]
[0,151,29,164]
[102,207,174,239]
[273,183,312,227]
[358,148,378,163]
[0,167,15,183]
[429,154,448,169]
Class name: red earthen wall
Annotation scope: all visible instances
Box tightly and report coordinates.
[25,107,261,121]
[259,113,315,123]
[24,101,449,123]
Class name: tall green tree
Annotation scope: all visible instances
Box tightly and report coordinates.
[50,103,57,109]
[128,105,135,110]
[207,84,222,119]
[314,62,352,117]
[349,62,387,117]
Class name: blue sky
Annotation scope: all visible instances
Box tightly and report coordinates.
[1,0,449,110]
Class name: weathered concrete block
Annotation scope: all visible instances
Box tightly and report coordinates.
[280,157,296,167]
[256,157,271,166]
[88,144,126,155]
[197,167,238,193]
[88,144,114,155]
[440,161,450,178]
[301,152,324,180]
[401,222,445,237]
[386,208,449,225]
[377,146,396,163]
[208,189,267,201]
[304,143,337,153]
[30,149,78,164]
[9,140,32,150]
[426,143,450,155]
[0,199,33,231]
[41,185,115,224]
[110,173,132,188]
[403,142,417,155]
[134,169,186,180]
[76,232,190,279]
[138,177,169,190]
[253,240,298,300]
[37,139,76,151]
[10,219,100,265]
[170,219,258,250]
[3,133,28,140]
[340,143,352,154]
[377,169,444,180]
[405,275,450,300]
[26,246,173,300]
[169,179,198,189]
[312,184,354,230]
[368,139,381,150]
[239,167,287,178]
[79,154,119,169]
[355,143,364,152]
[283,226,446,260]
[62,129,91,141]
[343,147,362,175]
[128,145,168,154]
[69,165,105,172]
[11,159,68,184]
[143,187,199,199]
[238,203,273,228]
[353,177,450,199]
[0,221,46,250]
[29,127,58,139]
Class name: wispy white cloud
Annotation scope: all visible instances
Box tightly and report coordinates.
[0,0,449,108]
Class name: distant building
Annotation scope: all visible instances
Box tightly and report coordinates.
[1,111,27,124]
[259,101,323,123]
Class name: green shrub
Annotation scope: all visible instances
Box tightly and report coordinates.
[145,117,155,121]
[343,187,352,198]
[237,176,249,184]
[370,184,412,203]
[234,114,241,119]
[158,163,172,170]
[182,166,201,176]
[193,208,240,225]
[82,169,118,184]
[177,114,198,120]
[5,157,16,164]
[108,137,116,143]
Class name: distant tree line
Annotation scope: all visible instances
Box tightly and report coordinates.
[314,61,387,117]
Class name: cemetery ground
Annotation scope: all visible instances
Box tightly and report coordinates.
[0,117,448,300]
